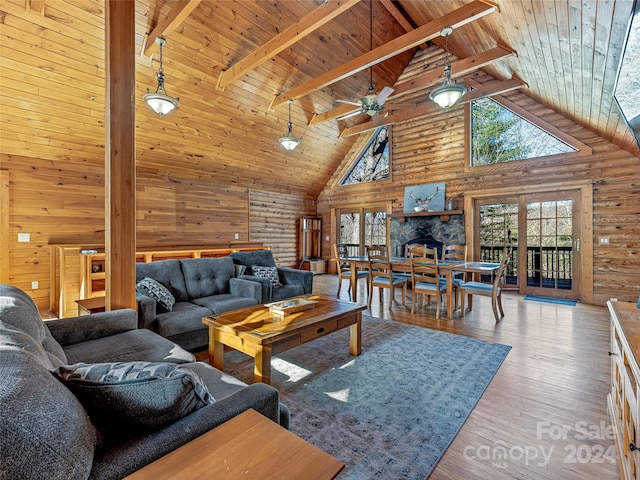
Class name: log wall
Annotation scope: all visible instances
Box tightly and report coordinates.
[318,72,640,305]
[1,153,315,312]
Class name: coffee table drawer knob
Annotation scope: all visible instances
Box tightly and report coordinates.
[300,319,338,342]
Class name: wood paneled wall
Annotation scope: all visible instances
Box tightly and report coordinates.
[249,190,317,267]
[1,152,315,311]
[318,70,640,306]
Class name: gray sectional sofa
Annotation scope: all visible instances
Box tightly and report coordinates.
[0,283,289,480]
[230,249,314,302]
[135,256,261,351]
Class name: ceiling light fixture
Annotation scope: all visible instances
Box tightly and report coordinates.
[279,100,301,151]
[429,27,466,110]
[144,37,179,117]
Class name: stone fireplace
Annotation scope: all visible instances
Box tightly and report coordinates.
[390,215,465,257]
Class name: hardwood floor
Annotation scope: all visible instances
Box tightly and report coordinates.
[311,274,621,480]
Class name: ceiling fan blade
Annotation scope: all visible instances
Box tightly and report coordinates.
[336,99,362,107]
[375,86,394,105]
[336,109,364,121]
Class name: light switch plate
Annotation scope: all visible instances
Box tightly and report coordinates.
[18,233,30,242]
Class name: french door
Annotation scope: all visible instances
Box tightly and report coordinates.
[337,206,388,256]
[475,190,581,299]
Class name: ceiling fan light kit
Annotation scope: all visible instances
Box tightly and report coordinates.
[279,100,302,151]
[430,26,466,110]
[144,37,180,117]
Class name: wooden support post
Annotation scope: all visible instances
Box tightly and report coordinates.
[105,0,136,311]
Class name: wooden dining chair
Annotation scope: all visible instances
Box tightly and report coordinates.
[366,245,407,310]
[333,243,369,301]
[459,247,511,322]
[408,246,445,317]
[441,244,467,310]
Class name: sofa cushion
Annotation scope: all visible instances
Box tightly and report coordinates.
[0,327,97,480]
[154,302,213,339]
[230,250,277,268]
[135,260,189,303]
[136,277,176,312]
[63,328,195,365]
[271,284,305,301]
[180,257,235,299]
[52,361,215,440]
[191,294,258,314]
[0,284,67,365]
[251,265,283,287]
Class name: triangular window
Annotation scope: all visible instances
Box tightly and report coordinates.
[471,97,577,166]
[340,126,390,185]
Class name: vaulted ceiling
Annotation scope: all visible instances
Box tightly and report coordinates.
[2,0,638,198]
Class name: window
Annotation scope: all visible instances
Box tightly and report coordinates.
[470,97,576,166]
[338,207,388,256]
[340,126,390,185]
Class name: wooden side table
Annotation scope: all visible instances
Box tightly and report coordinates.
[123,408,344,479]
[74,296,105,315]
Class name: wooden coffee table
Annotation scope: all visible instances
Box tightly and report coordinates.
[123,408,344,479]
[202,295,366,384]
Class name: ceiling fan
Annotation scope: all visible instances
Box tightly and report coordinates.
[334,0,411,122]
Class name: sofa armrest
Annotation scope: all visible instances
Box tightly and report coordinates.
[278,267,314,294]
[89,383,282,479]
[136,292,157,330]
[47,308,138,347]
[229,277,263,303]
[238,274,271,303]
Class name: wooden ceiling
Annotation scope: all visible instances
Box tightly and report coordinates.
[1,0,638,199]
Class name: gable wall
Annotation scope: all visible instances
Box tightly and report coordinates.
[317,75,640,305]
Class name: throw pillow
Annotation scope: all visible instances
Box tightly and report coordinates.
[234,264,247,277]
[52,362,214,439]
[251,265,283,287]
[136,277,175,312]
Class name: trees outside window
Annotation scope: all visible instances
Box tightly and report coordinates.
[340,126,389,185]
[471,97,576,166]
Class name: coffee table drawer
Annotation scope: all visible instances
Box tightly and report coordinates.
[300,319,338,343]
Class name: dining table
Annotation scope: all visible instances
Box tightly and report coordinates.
[340,255,501,319]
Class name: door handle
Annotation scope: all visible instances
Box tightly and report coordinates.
[575,238,580,252]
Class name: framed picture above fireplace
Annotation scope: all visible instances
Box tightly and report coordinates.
[404,182,445,213]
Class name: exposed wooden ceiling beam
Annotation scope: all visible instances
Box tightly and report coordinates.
[217,0,360,90]
[339,77,527,138]
[379,0,427,49]
[270,0,496,109]
[142,0,202,57]
[309,45,515,125]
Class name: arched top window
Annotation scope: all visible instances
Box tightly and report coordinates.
[470,97,576,166]
[340,126,390,185]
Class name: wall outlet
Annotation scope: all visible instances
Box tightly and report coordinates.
[234,233,239,240]
[31,281,39,290]
[326,236,330,241]
[599,237,610,245]
[18,233,30,242]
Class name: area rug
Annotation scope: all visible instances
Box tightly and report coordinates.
[524,295,577,306]
[223,316,511,479]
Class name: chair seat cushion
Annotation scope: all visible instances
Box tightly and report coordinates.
[341,270,369,278]
[460,281,494,293]
[414,281,440,292]
[372,275,406,287]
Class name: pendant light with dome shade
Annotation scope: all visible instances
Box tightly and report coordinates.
[279,100,302,151]
[429,27,466,110]
[144,37,179,117]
